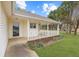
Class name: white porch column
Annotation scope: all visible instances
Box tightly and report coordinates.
[57,24,59,35]
[0,2,8,57]
[47,24,49,30]
[47,24,49,36]
[27,20,30,41]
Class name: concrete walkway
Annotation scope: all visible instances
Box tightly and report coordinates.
[5,38,38,57]
[5,44,38,57]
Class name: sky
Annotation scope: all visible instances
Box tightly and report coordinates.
[16,1,62,17]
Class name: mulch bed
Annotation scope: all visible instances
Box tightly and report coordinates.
[25,35,62,49]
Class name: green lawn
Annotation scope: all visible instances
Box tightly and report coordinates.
[34,32,79,57]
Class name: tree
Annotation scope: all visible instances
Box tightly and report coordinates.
[48,1,79,34]
[72,5,79,35]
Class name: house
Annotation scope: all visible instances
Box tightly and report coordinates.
[0,1,60,57]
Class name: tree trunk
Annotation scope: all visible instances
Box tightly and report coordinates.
[66,23,69,33]
[69,10,73,34]
[74,20,79,35]
[69,23,72,34]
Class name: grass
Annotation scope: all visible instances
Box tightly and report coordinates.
[34,32,79,57]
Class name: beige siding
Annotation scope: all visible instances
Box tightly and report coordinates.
[19,19,27,37]
[8,17,13,38]
[0,2,8,56]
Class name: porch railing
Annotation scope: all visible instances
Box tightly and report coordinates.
[39,30,58,37]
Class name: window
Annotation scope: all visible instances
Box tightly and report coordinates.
[30,23,36,28]
[13,22,19,36]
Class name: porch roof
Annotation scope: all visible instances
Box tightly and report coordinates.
[13,9,60,24]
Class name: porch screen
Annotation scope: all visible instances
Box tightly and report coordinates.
[30,23,36,28]
[40,25,47,30]
[49,24,57,30]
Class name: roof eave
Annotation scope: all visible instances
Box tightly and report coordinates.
[14,13,59,24]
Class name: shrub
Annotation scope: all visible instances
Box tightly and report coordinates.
[27,41,44,50]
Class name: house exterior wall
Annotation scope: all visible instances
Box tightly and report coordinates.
[7,16,59,41]
[29,23,39,37]
[19,19,27,37]
[0,2,8,56]
[8,18,28,39]
[8,17,13,38]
